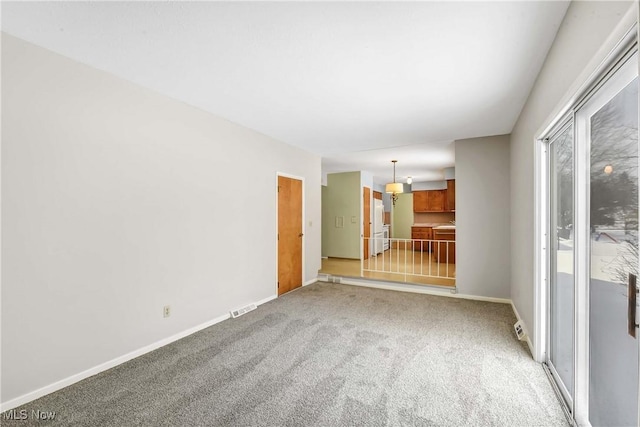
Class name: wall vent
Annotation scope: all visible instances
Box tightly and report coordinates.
[231,303,257,318]
[514,320,527,341]
[317,273,331,282]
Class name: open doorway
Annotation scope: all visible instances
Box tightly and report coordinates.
[320,170,456,288]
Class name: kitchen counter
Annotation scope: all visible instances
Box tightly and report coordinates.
[412,223,450,227]
[433,224,456,230]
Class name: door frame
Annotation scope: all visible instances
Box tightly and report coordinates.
[275,172,305,297]
[535,23,639,426]
[542,115,576,415]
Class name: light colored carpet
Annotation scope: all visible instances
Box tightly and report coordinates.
[2,282,567,426]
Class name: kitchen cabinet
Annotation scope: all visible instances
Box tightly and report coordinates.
[428,190,446,211]
[413,191,428,212]
[412,190,446,212]
[446,180,456,211]
[434,228,455,263]
[411,226,433,251]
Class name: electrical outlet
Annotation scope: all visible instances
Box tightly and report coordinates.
[163,305,171,318]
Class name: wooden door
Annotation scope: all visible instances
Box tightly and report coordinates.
[363,187,371,259]
[278,176,303,296]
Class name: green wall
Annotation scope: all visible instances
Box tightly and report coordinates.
[321,185,329,257]
[322,172,361,259]
[392,192,413,239]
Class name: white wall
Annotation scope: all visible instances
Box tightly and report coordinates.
[1,34,321,404]
[456,135,511,299]
[510,1,636,354]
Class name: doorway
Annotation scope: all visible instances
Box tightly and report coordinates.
[277,175,303,296]
[543,46,639,426]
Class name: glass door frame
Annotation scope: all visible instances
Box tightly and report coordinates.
[544,116,576,417]
[535,25,639,427]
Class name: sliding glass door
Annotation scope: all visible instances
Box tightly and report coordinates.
[580,57,639,427]
[546,49,640,426]
[548,121,575,409]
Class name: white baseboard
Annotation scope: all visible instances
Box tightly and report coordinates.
[330,277,512,304]
[303,278,317,286]
[0,296,275,413]
[255,294,277,305]
[510,301,535,357]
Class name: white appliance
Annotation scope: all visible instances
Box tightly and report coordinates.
[373,199,385,255]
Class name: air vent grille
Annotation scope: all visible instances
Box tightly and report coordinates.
[231,303,257,318]
[514,320,527,341]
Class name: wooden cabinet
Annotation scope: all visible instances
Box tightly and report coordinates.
[446,180,455,211]
[434,228,455,263]
[427,190,446,211]
[411,226,433,252]
[412,190,446,212]
[412,181,454,212]
[413,191,428,212]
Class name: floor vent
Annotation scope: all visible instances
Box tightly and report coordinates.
[514,320,527,341]
[333,276,342,284]
[231,303,257,318]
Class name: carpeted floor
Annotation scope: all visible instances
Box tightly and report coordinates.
[2,282,568,426]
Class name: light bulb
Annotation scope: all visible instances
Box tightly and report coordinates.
[407,177,412,184]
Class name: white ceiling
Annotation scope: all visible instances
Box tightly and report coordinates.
[1,1,569,184]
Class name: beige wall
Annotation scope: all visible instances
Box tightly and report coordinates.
[510,1,636,353]
[456,135,511,298]
[2,34,322,404]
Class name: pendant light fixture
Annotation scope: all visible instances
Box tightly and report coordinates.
[385,160,403,206]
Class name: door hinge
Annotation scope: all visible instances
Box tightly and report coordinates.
[277,281,280,288]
